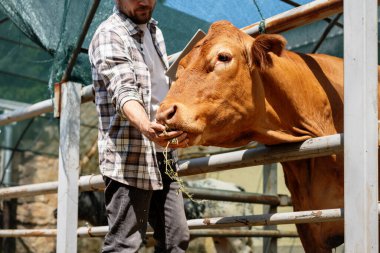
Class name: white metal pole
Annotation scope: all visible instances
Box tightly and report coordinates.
[56,82,81,253]
[344,0,378,252]
[3,115,13,186]
[263,164,278,253]
[179,134,343,176]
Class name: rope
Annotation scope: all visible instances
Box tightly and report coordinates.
[252,0,266,34]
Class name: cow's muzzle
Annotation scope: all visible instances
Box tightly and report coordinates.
[156,104,178,126]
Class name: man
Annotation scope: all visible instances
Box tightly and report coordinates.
[89,0,190,252]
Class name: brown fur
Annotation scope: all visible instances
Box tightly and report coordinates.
[156,20,380,252]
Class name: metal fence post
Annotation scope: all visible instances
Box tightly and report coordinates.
[263,163,278,253]
[344,0,378,251]
[56,82,81,253]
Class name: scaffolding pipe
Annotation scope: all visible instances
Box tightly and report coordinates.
[0,174,292,206]
[0,85,93,126]
[186,229,298,238]
[61,0,100,82]
[78,227,300,238]
[0,99,53,126]
[241,0,342,36]
[185,207,344,229]
[4,203,376,238]
[178,134,343,177]
[185,187,292,206]
[0,227,298,238]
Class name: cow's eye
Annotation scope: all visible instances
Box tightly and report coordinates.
[217,53,232,62]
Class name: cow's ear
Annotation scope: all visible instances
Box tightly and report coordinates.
[250,34,286,70]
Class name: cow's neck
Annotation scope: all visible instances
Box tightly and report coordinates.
[250,51,337,145]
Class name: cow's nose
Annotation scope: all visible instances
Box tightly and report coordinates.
[156,104,178,123]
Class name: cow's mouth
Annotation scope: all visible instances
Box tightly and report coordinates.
[164,124,176,132]
[163,123,202,146]
[156,102,206,146]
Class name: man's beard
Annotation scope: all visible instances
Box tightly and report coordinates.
[130,7,153,24]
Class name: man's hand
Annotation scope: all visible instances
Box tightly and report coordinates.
[122,101,188,148]
[141,121,189,148]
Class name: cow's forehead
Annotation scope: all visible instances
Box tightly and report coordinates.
[197,31,245,54]
[209,20,240,34]
[208,24,242,43]
[180,21,249,67]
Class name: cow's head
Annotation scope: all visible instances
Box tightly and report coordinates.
[157,21,286,147]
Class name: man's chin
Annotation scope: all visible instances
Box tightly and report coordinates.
[132,12,152,24]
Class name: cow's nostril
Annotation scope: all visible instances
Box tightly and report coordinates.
[157,104,178,123]
[167,105,177,120]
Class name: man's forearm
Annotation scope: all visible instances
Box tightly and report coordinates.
[122,100,150,132]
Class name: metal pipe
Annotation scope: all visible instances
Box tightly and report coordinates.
[186,229,298,238]
[178,134,343,177]
[0,229,57,238]
[0,99,53,126]
[185,187,292,206]
[242,0,343,36]
[78,227,300,238]
[54,0,100,118]
[0,174,292,206]
[6,203,380,238]
[312,13,342,53]
[0,181,59,199]
[0,134,342,200]
[0,84,94,126]
[186,208,345,230]
[0,227,298,238]
[279,0,343,28]
[61,0,100,82]
[80,84,95,104]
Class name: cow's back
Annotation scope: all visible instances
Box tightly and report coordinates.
[306,53,380,126]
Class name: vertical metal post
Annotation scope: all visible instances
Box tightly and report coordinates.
[263,163,277,253]
[56,82,81,253]
[344,0,378,252]
[1,113,16,253]
[3,120,13,187]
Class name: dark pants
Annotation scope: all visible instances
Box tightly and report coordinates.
[102,153,190,253]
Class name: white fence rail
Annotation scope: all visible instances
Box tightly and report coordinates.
[0,133,342,200]
[0,227,298,238]
[5,203,380,238]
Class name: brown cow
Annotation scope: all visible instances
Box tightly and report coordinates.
[156,20,380,252]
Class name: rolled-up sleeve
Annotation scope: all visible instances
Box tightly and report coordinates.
[90,30,143,118]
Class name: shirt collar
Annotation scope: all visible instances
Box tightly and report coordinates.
[113,7,158,36]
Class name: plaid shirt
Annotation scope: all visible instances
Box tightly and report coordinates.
[89,9,175,190]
